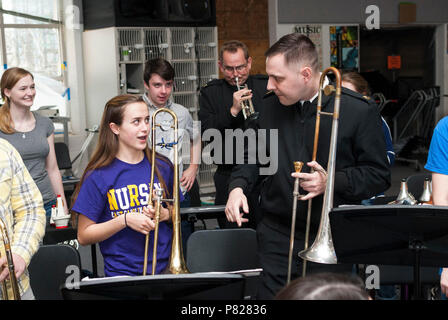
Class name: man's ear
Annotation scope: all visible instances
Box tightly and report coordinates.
[218,60,225,73]
[247,56,253,69]
[143,81,150,91]
[109,122,120,135]
[300,67,312,82]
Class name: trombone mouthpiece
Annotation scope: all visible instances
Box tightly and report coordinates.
[294,161,304,173]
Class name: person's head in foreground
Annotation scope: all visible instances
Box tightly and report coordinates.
[275,272,371,300]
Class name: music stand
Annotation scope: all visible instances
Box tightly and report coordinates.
[61,273,245,300]
[330,205,448,299]
[180,205,225,222]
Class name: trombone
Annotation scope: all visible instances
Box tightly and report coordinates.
[297,67,342,275]
[142,108,189,275]
[0,217,21,300]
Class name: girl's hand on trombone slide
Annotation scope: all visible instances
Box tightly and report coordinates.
[125,213,155,235]
[143,204,171,222]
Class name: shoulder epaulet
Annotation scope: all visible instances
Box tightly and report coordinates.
[341,87,371,104]
[201,78,222,90]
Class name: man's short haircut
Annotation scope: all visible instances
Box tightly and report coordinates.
[143,58,175,84]
[219,40,249,62]
[265,33,319,72]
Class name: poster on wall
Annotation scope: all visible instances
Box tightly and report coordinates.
[293,24,322,70]
[330,25,359,71]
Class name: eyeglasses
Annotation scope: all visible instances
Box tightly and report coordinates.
[222,63,248,73]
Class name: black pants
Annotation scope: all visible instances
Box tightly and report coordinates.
[256,219,354,299]
[213,170,262,230]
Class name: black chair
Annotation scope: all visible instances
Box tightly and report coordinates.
[28,244,81,300]
[406,173,431,200]
[373,265,440,300]
[186,228,260,272]
[54,142,79,207]
[186,228,260,299]
[54,142,72,170]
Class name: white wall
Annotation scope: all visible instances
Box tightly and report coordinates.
[82,27,120,129]
[63,0,88,136]
[59,0,91,171]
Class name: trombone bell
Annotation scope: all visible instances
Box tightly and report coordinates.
[298,227,337,264]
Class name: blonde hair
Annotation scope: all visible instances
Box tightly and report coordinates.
[0,67,34,133]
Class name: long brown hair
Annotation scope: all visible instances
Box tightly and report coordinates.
[0,67,34,133]
[71,94,172,216]
[341,71,371,96]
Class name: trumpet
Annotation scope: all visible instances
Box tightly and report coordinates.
[0,217,21,300]
[235,77,258,121]
[298,67,342,272]
[143,108,189,275]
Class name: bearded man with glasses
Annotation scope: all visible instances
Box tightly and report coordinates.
[199,40,269,229]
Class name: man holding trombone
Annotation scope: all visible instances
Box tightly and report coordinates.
[225,33,391,299]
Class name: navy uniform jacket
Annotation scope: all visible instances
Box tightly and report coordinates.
[229,86,391,236]
[198,75,269,173]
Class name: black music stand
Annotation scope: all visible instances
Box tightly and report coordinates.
[61,273,245,300]
[330,205,448,299]
[180,205,225,222]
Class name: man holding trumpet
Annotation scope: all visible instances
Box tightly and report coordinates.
[225,33,391,299]
[199,40,269,229]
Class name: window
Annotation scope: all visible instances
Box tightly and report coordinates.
[0,0,67,116]
[1,0,63,79]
